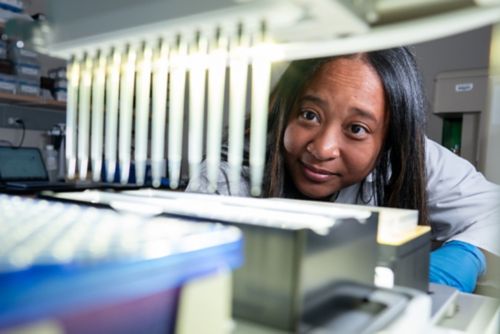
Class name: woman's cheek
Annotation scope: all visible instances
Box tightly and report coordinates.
[283,125,300,155]
[344,146,381,181]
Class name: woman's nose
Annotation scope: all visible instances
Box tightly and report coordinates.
[306,129,340,161]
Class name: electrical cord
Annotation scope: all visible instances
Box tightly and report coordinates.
[15,119,26,148]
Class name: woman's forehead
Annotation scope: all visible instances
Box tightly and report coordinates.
[317,57,376,80]
[304,57,383,97]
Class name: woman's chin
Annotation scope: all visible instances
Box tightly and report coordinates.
[296,184,339,201]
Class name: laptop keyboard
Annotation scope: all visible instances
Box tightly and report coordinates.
[0,194,241,273]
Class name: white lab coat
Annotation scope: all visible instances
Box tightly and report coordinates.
[186,138,500,256]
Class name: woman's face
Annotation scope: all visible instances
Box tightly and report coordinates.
[283,57,388,199]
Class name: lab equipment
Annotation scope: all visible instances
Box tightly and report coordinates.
[0,194,243,333]
[11,188,497,333]
[228,31,250,194]
[134,42,153,185]
[104,49,121,182]
[2,1,500,331]
[434,69,488,165]
[7,0,500,192]
[46,188,432,332]
[65,59,78,180]
[150,40,169,187]
[434,67,500,183]
[187,33,208,190]
[90,51,106,182]
[377,225,431,292]
[77,55,92,181]
[206,32,228,193]
[44,144,58,182]
[43,189,374,331]
[167,37,187,189]
[118,45,137,184]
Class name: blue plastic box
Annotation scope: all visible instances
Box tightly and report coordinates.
[0,195,243,333]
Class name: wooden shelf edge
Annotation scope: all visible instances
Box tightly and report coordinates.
[0,91,66,111]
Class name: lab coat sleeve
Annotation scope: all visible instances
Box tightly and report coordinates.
[425,137,500,256]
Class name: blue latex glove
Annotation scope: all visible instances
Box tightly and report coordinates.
[429,240,486,293]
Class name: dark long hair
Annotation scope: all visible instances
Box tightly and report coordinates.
[263,47,429,225]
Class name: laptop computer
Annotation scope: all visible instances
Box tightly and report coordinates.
[0,146,150,192]
[0,146,80,191]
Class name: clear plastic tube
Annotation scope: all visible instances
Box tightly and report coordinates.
[134,42,153,186]
[105,48,121,183]
[118,45,137,184]
[91,52,106,182]
[187,34,208,191]
[228,33,250,194]
[151,40,169,188]
[250,33,272,196]
[168,37,188,189]
[206,33,228,193]
[77,55,92,181]
[66,58,80,180]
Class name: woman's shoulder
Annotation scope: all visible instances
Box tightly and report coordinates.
[424,136,499,200]
[424,137,477,179]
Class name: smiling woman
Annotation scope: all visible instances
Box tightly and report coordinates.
[263,48,428,218]
[283,56,388,200]
[186,47,500,293]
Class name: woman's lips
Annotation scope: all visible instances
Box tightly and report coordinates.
[301,162,340,183]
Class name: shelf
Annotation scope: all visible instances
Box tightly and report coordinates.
[0,91,66,111]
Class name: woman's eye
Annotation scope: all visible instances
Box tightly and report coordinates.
[350,124,368,136]
[300,110,319,122]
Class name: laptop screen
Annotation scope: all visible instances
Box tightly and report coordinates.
[0,147,49,182]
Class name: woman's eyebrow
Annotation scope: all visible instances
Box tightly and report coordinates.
[300,94,328,109]
[350,108,378,123]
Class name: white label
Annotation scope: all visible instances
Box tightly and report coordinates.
[56,91,67,101]
[20,67,39,76]
[20,49,37,58]
[0,81,15,91]
[21,85,38,94]
[455,82,474,92]
[56,80,68,89]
